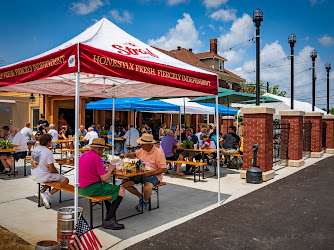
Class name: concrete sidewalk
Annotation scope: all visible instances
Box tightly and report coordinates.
[0,154,332,249]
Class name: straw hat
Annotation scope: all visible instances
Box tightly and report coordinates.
[90,138,108,149]
[137,133,156,144]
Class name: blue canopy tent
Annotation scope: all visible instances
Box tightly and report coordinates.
[199,103,238,116]
[85,97,181,112]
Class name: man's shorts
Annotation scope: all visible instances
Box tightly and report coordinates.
[79,181,120,202]
[181,150,199,159]
[27,140,36,145]
[165,153,179,161]
[223,148,239,155]
[129,175,160,186]
[34,173,67,184]
[13,151,27,161]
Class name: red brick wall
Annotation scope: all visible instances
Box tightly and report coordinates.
[243,113,273,172]
[281,116,304,160]
[222,118,234,134]
[304,116,322,152]
[325,119,334,148]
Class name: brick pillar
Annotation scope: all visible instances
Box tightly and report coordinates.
[323,114,334,153]
[240,106,275,181]
[222,116,234,134]
[304,112,324,158]
[279,110,305,167]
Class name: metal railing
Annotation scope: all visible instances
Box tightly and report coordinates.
[322,121,327,149]
[273,121,290,165]
[303,120,312,157]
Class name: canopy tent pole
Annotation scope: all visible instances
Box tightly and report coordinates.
[170,113,173,128]
[179,111,182,143]
[183,97,186,127]
[135,111,137,129]
[112,96,115,160]
[216,94,221,206]
[74,43,81,226]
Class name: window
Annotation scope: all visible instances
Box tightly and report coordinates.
[204,114,208,124]
[31,107,40,131]
[219,61,223,71]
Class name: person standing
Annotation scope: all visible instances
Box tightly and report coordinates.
[159,123,167,140]
[21,122,36,155]
[37,114,49,134]
[78,138,125,230]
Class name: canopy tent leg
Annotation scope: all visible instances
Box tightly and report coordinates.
[74,43,81,226]
[179,111,182,143]
[216,95,221,206]
[170,113,173,128]
[183,97,186,127]
[112,97,115,160]
[135,111,137,129]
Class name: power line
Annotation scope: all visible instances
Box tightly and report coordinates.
[222,37,255,53]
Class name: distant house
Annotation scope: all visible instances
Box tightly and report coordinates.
[154,38,245,91]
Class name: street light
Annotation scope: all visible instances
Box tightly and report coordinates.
[310,49,317,111]
[326,62,331,114]
[253,8,263,106]
[289,34,296,109]
[29,93,35,104]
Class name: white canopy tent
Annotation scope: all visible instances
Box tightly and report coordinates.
[0,18,222,224]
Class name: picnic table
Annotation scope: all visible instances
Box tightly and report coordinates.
[54,139,85,151]
[59,147,90,159]
[0,148,20,177]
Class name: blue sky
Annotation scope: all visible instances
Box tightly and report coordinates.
[1,0,334,108]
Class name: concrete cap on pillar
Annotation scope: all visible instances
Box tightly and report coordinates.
[323,114,334,119]
[279,110,305,116]
[304,112,324,117]
[240,106,275,115]
[222,115,235,119]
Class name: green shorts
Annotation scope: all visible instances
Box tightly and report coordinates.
[78,181,120,202]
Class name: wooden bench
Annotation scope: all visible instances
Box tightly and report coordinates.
[166,160,207,182]
[38,182,112,229]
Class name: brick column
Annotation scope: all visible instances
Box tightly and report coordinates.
[240,106,275,182]
[304,112,324,158]
[323,114,334,153]
[279,110,305,167]
[222,116,234,134]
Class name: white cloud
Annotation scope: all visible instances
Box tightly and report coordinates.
[148,13,202,51]
[168,0,189,5]
[318,35,334,47]
[203,0,228,9]
[208,24,216,31]
[302,36,310,41]
[218,14,254,51]
[210,8,237,22]
[221,48,245,66]
[309,0,325,6]
[70,0,105,15]
[110,9,133,23]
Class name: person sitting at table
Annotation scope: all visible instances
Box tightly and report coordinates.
[180,128,201,174]
[222,126,241,167]
[31,134,69,209]
[195,127,208,147]
[120,133,167,212]
[160,129,184,176]
[159,123,167,140]
[139,124,148,136]
[59,125,71,148]
[84,127,99,145]
[78,138,125,230]
[0,126,28,175]
[122,124,139,154]
[145,123,152,134]
[20,122,36,156]
[0,126,10,140]
[200,134,216,171]
[47,124,58,149]
[78,125,88,147]
[107,126,122,155]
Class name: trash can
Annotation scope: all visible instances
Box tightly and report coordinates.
[57,206,82,249]
[35,240,60,250]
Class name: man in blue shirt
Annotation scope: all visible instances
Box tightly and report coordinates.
[160,130,184,176]
[107,126,122,155]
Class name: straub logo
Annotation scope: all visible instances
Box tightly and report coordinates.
[68,55,76,67]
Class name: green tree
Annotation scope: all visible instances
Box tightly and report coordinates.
[240,81,287,97]
[330,107,334,115]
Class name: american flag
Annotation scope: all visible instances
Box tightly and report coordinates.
[68,216,102,250]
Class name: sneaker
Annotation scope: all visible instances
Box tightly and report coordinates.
[41,192,51,209]
[135,197,143,212]
[34,192,44,204]
[137,200,149,212]
[6,169,18,175]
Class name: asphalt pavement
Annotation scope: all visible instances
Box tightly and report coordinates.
[128,156,334,250]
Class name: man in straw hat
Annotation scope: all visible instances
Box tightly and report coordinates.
[78,138,125,230]
[120,133,167,212]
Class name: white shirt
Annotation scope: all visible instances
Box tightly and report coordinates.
[20,127,33,141]
[84,131,98,144]
[195,132,203,147]
[12,132,28,152]
[31,145,55,179]
[124,128,139,147]
[48,129,58,141]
